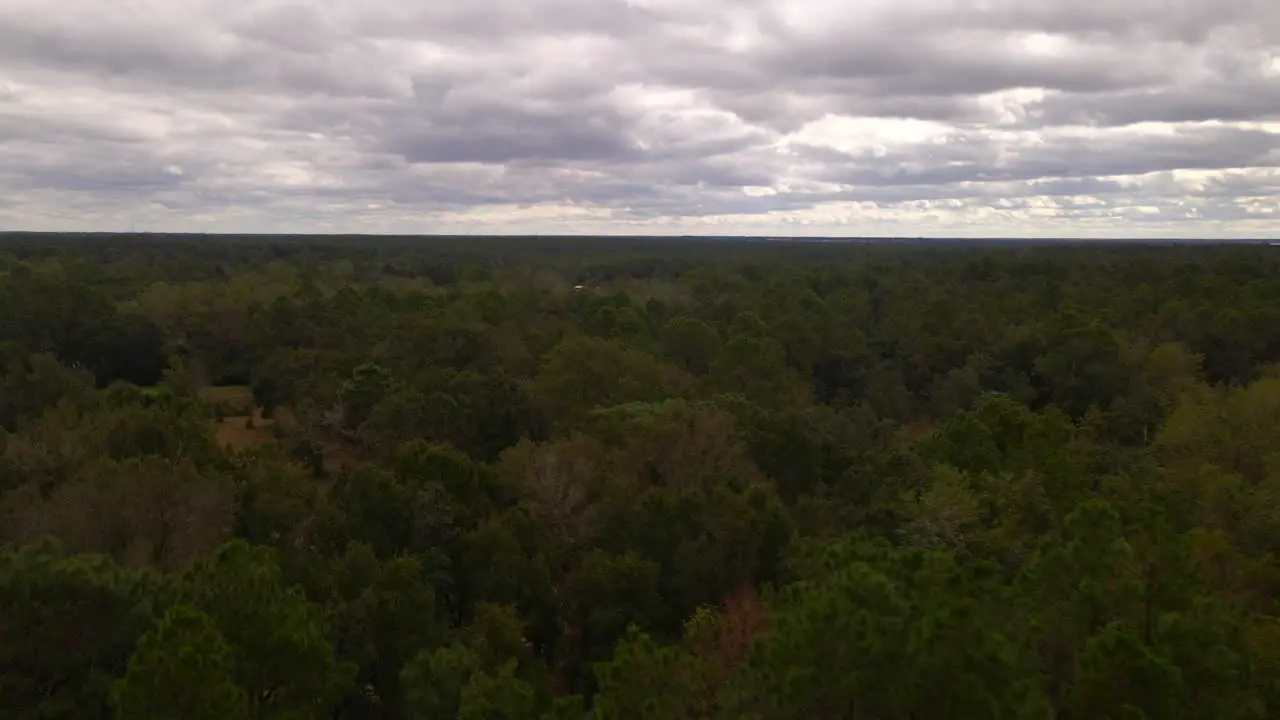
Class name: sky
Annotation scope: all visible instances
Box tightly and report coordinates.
[0,0,1277,238]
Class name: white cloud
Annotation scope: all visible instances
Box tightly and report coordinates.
[0,0,1277,237]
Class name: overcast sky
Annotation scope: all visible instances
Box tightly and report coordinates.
[1,0,1277,237]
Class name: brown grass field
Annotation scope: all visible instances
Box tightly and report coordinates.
[211,411,277,451]
[200,388,355,471]
[199,384,256,416]
[201,385,276,451]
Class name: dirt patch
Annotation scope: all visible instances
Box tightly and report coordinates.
[203,392,358,473]
[212,410,276,451]
[200,385,255,416]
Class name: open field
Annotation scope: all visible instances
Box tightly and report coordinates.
[200,385,277,450]
[211,412,277,451]
[199,384,255,416]
[199,388,354,469]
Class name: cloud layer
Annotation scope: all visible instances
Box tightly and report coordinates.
[1,0,1277,237]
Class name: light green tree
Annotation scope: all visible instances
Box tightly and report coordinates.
[111,604,249,720]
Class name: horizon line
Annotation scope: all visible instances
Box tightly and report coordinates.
[2,230,1277,243]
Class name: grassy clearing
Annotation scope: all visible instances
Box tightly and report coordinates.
[199,385,255,416]
[212,409,276,451]
[200,386,356,471]
[201,385,275,451]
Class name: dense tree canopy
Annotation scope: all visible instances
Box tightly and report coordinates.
[4,232,1280,718]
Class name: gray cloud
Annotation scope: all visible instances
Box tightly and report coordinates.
[0,0,1277,237]
[801,125,1280,187]
[1029,79,1280,127]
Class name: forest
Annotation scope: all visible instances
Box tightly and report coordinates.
[3,232,1280,719]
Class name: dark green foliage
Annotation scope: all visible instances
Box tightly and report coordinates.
[727,542,1050,719]
[401,642,481,719]
[592,626,693,720]
[324,543,442,718]
[111,604,250,720]
[4,235,1280,719]
[0,540,162,719]
[178,540,355,718]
